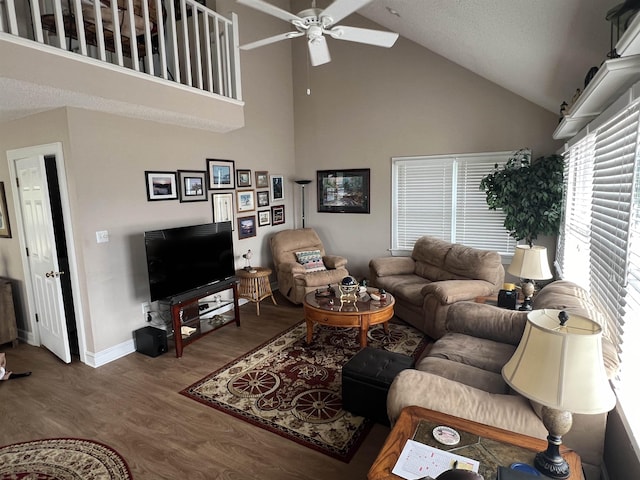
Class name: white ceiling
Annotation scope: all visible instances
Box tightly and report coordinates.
[358,0,622,113]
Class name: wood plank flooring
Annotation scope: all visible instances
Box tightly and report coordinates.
[0,292,391,479]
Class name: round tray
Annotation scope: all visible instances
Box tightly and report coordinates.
[432,425,460,445]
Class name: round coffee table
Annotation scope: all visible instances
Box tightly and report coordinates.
[303,289,395,347]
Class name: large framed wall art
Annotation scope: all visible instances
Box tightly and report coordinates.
[316,168,370,214]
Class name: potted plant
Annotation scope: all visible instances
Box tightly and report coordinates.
[479,149,564,247]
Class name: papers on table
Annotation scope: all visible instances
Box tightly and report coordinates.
[392,439,480,480]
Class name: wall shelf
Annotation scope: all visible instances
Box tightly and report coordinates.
[553,55,640,139]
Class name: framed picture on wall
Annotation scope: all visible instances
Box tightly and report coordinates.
[212,192,234,227]
[237,169,252,187]
[256,190,270,207]
[270,174,284,202]
[177,170,207,202]
[255,171,269,188]
[317,168,370,213]
[236,190,255,212]
[238,215,256,239]
[258,210,271,227]
[206,158,235,190]
[0,182,12,238]
[145,171,178,201]
[271,205,285,225]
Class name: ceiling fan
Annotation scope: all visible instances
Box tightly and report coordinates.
[237,0,399,66]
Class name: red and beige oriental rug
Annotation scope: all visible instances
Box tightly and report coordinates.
[0,438,132,480]
[180,320,428,461]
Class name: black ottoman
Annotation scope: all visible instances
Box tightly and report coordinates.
[342,347,415,425]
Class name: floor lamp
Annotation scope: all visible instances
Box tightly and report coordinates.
[295,180,312,228]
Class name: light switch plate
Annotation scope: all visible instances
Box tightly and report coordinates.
[96,230,109,243]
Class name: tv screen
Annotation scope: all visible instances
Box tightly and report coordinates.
[144,222,235,302]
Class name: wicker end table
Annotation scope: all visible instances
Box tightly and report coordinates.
[236,267,277,315]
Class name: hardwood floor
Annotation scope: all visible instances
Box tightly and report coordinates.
[0,291,391,479]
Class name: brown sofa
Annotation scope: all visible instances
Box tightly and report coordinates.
[369,236,504,339]
[386,280,618,480]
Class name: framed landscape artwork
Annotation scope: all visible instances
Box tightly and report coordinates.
[236,190,255,212]
[317,168,370,214]
[207,158,235,190]
[258,210,271,227]
[177,170,207,202]
[237,169,252,187]
[257,190,270,207]
[145,171,178,201]
[238,215,256,239]
[255,171,269,188]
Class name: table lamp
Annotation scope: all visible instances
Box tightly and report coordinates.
[295,180,312,228]
[502,309,616,478]
[507,245,553,310]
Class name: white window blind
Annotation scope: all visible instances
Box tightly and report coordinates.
[556,134,594,285]
[590,106,639,335]
[392,153,515,255]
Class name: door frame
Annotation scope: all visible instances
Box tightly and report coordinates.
[7,142,87,364]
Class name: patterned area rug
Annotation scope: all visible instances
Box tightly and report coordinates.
[180,320,428,461]
[0,438,132,480]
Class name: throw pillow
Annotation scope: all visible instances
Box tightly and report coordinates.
[295,250,326,273]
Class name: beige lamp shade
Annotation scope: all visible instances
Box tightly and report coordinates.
[507,245,553,280]
[502,309,616,415]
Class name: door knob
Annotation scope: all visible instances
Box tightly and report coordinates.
[45,271,65,278]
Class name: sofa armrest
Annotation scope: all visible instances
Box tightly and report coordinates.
[277,262,307,275]
[369,256,416,277]
[387,369,547,438]
[421,279,497,304]
[445,301,527,345]
[323,255,347,270]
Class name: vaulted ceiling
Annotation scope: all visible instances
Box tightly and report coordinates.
[358,0,622,113]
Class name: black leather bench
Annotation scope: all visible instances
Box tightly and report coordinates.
[342,347,415,425]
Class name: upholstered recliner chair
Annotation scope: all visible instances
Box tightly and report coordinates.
[270,228,349,304]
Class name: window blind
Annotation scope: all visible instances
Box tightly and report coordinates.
[393,153,514,255]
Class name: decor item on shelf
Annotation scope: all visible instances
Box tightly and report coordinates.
[559,101,568,123]
[242,249,253,271]
[506,245,553,310]
[502,309,615,479]
[295,179,312,228]
[237,0,399,67]
[480,149,564,246]
[584,66,599,88]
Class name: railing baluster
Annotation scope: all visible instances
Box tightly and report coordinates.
[203,13,213,93]
[180,0,192,87]
[155,0,168,80]
[192,4,202,89]
[125,0,140,70]
[71,0,87,56]
[110,0,124,66]
[92,0,107,61]
[214,18,222,96]
[5,0,18,35]
[224,21,232,98]
[141,0,154,75]
[30,0,44,43]
[231,12,241,101]
[52,0,66,49]
[167,0,181,82]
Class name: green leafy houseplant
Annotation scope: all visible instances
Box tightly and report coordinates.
[479,149,564,247]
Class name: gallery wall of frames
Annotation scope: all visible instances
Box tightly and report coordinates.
[144,159,285,240]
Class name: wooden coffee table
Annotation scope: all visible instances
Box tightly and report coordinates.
[303,289,395,347]
[368,406,584,480]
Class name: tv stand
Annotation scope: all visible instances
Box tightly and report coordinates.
[169,279,240,357]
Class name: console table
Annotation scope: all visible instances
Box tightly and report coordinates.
[368,406,584,480]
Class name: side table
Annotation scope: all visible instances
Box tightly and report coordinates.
[236,267,277,315]
[368,406,584,480]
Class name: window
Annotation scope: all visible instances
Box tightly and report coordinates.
[392,152,516,255]
[558,103,640,452]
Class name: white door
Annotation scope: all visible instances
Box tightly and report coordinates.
[15,155,71,363]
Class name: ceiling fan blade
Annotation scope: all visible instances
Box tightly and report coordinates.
[320,0,372,26]
[237,0,303,24]
[328,26,398,48]
[308,36,331,66]
[241,31,304,50]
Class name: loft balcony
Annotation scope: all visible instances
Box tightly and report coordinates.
[0,0,244,132]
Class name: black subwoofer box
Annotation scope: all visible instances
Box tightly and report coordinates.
[134,326,168,357]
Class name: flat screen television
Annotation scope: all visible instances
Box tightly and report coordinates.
[144,221,235,302]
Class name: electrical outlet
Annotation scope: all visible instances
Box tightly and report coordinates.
[141,302,151,320]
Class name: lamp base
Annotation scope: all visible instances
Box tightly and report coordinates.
[518,297,533,311]
[534,450,570,479]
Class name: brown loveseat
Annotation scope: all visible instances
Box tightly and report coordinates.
[387,280,618,480]
[369,236,504,339]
